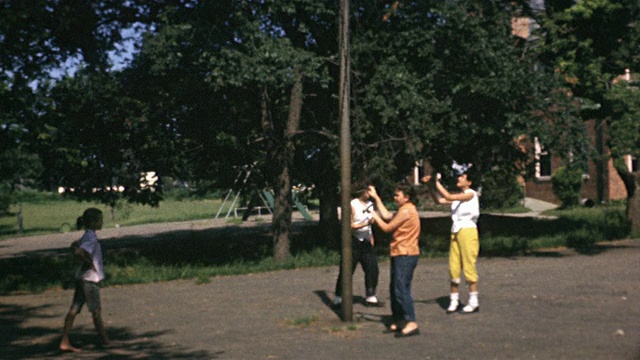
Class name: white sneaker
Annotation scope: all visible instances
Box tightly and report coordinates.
[365,295,385,307]
[447,300,459,314]
[461,304,479,314]
[365,296,379,304]
[333,296,342,305]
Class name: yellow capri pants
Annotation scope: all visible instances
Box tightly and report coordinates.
[449,227,479,284]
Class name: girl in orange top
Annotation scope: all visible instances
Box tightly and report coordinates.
[370,183,421,338]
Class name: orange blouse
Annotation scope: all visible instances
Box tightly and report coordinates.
[377,202,421,257]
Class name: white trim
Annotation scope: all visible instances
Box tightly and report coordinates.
[534,137,551,178]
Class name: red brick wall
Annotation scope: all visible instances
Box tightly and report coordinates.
[523,153,564,205]
[608,158,628,200]
[524,119,628,205]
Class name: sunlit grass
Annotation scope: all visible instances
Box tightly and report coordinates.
[0,196,226,239]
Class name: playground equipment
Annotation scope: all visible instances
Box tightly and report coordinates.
[215,164,312,221]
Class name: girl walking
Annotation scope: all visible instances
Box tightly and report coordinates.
[60,208,110,352]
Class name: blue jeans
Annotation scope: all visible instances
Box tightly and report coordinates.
[390,255,419,323]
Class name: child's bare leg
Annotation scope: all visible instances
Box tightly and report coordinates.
[60,310,81,352]
[91,310,110,346]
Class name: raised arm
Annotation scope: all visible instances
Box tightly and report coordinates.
[435,180,474,202]
[372,207,410,233]
[368,186,394,221]
[421,174,451,205]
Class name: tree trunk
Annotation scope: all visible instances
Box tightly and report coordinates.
[318,180,340,249]
[616,166,639,235]
[627,170,639,235]
[17,202,24,235]
[273,69,303,262]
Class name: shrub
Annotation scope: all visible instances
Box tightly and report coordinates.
[0,192,10,214]
[565,227,599,249]
[552,166,583,208]
[600,209,631,240]
[480,168,523,210]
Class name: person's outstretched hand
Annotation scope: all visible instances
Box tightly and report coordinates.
[368,185,379,199]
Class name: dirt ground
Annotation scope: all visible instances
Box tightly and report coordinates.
[1,216,639,359]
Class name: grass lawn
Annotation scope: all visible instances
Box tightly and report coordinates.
[0,193,633,295]
[0,197,226,240]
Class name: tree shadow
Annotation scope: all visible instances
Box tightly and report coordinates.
[0,303,224,359]
[354,312,394,330]
[314,290,383,321]
[1,217,631,295]
[314,290,343,320]
[414,296,450,311]
[0,222,323,294]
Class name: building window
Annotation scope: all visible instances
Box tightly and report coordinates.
[625,155,638,172]
[534,137,552,179]
[413,160,424,186]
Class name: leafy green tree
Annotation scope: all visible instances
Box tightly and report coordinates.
[0,0,160,215]
[534,0,640,231]
[348,1,542,208]
[552,165,583,208]
[127,0,336,260]
[605,82,640,233]
[41,70,163,213]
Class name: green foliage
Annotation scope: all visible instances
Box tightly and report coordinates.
[536,0,639,100]
[2,0,639,248]
[0,185,12,214]
[480,168,523,210]
[41,70,165,207]
[1,0,154,212]
[552,166,583,208]
[605,82,640,160]
[349,0,539,186]
[559,207,631,241]
[565,228,598,249]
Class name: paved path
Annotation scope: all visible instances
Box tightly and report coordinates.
[0,197,557,259]
[1,237,639,359]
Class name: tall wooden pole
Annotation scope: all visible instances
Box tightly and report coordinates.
[338,0,353,322]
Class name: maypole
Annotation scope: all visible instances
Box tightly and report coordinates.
[338,0,353,321]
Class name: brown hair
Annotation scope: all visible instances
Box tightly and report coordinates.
[352,178,371,197]
[396,183,416,201]
[76,208,103,230]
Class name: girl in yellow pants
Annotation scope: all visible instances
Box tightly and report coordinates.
[423,167,480,314]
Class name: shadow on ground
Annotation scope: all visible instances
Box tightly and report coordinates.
[0,303,222,360]
[0,215,629,295]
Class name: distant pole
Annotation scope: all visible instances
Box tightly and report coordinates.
[339,0,353,322]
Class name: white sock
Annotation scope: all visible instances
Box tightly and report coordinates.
[469,292,478,307]
[448,293,459,311]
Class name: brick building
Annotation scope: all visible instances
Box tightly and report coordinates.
[524,118,634,205]
[410,1,637,206]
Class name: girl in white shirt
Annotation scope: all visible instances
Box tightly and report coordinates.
[423,169,481,314]
[60,208,110,352]
[333,183,381,307]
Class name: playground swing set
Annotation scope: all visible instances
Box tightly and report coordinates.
[215,163,312,221]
